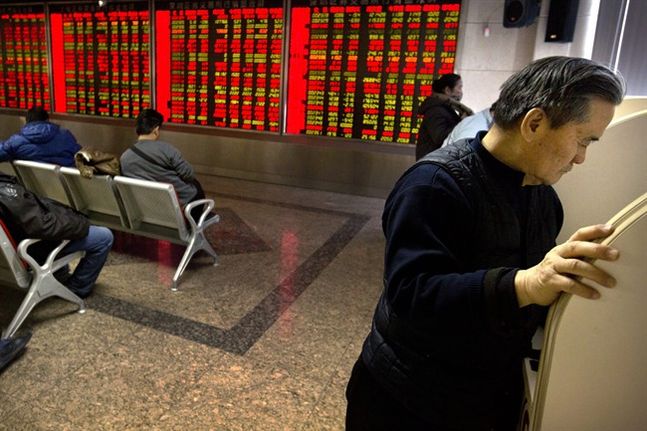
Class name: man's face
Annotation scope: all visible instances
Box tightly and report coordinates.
[445,79,463,102]
[526,98,615,185]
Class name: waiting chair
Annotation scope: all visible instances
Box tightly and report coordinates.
[59,167,129,231]
[112,176,220,290]
[12,160,71,206]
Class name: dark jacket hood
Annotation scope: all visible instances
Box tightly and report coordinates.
[20,122,60,144]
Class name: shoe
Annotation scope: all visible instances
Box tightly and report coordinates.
[0,332,32,372]
[54,268,72,285]
[67,285,92,299]
[65,277,93,299]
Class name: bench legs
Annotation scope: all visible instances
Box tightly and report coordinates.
[171,231,218,291]
[2,271,85,339]
[3,241,86,339]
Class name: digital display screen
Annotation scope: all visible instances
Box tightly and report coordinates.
[286,0,460,143]
[0,5,50,110]
[155,0,283,130]
[1,0,462,146]
[49,2,151,118]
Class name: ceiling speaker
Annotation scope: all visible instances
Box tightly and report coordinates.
[503,0,540,28]
[545,0,580,42]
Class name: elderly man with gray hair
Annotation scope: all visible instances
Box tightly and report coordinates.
[346,56,625,431]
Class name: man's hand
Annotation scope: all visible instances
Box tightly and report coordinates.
[515,224,619,307]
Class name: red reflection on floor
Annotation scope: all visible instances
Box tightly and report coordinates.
[156,240,173,286]
[277,230,299,337]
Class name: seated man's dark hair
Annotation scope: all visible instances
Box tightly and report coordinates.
[135,108,164,135]
[26,106,49,123]
[432,73,462,94]
[494,56,625,130]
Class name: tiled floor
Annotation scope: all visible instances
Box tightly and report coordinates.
[0,175,386,430]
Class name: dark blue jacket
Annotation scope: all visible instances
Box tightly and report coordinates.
[0,121,80,167]
[361,135,562,430]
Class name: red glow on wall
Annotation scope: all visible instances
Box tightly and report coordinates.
[50,12,66,113]
[155,10,171,121]
[285,7,311,134]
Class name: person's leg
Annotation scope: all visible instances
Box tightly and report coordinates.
[188,178,216,222]
[346,357,431,431]
[191,178,206,200]
[62,226,114,297]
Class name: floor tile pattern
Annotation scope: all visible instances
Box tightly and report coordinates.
[0,176,386,430]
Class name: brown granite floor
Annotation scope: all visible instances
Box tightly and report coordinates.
[0,175,385,431]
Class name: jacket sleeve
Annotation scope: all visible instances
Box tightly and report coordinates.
[164,144,195,181]
[0,135,20,161]
[0,180,90,241]
[22,197,90,241]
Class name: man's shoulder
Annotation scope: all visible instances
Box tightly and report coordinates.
[395,158,460,193]
[2,132,27,146]
[406,142,481,190]
[140,139,181,155]
[155,139,178,149]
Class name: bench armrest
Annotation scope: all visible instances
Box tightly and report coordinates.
[184,198,220,230]
[17,238,85,275]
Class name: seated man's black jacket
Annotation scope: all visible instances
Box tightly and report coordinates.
[0,174,89,261]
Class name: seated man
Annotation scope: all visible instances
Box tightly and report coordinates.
[0,106,80,167]
[121,108,205,206]
[0,174,113,298]
[0,332,32,372]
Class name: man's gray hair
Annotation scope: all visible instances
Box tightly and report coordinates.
[494,56,625,130]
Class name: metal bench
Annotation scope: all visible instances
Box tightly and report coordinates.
[59,167,128,231]
[8,161,220,290]
[12,160,72,206]
[112,175,220,290]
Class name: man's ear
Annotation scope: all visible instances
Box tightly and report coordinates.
[520,108,547,142]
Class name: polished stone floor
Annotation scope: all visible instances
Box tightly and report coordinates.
[0,175,386,430]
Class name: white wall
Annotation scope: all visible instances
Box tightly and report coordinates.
[456,0,601,113]
[455,0,536,112]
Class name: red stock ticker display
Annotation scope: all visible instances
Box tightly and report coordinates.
[0,5,50,110]
[155,0,283,130]
[286,0,460,143]
[49,2,150,118]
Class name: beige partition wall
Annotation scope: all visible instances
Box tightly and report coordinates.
[613,96,647,121]
[528,195,647,431]
[555,110,647,243]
